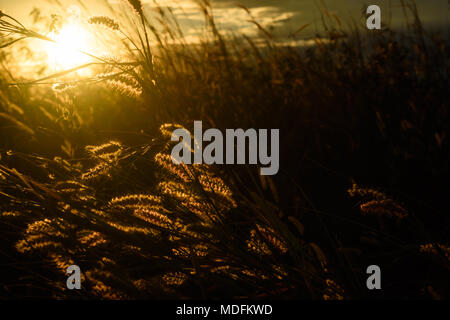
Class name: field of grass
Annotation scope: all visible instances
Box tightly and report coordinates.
[0,0,449,299]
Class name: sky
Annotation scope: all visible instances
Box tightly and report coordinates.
[0,0,448,42]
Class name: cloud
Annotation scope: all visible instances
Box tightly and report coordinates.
[132,1,301,41]
[106,0,450,44]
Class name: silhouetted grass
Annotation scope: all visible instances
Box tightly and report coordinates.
[0,0,448,299]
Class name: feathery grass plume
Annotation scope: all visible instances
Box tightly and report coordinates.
[198,174,232,196]
[161,272,188,287]
[211,265,231,274]
[159,181,193,201]
[241,269,269,280]
[52,83,74,92]
[86,140,122,154]
[81,161,112,180]
[88,209,108,220]
[347,183,388,200]
[420,243,450,262]
[130,202,172,217]
[155,154,213,222]
[86,141,123,160]
[86,270,128,300]
[109,194,161,208]
[181,201,216,223]
[160,123,186,138]
[133,208,174,229]
[100,257,116,267]
[172,244,208,258]
[348,183,408,219]
[91,282,126,300]
[81,141,124,180]
[107,77,143,98]
[122,244,142,252]
[16,218,75,255]
[272,265,288,280]
[247,229,272,256]
[133,279,152,291]
[1,211,21,217]
[97,72,142,98]
[98,72,140,88]
[76,194,97,203]
[55,180,93,195]
[55,180,86,190]
[105,220,153,235]
[171,246,190,258]
[158,181,217,223]
[248,269,272,280]
[16,236,63,253]
[88,16,120,31]
[48,253,75,273]
[25,218,67,237]
[78,230,108,247]
[155,153,194,182]
[256,224,288,254]
[360,199,408,219]
[323,279,344,300]
[158,180,219,225]
[192,243,209,257]
[198,174,237,207]
[122,0,144,17]
[178,226,204,240]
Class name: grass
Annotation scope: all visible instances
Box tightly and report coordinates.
[0,0,449,299]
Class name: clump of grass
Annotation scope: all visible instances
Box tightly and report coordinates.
[125,0,144,17]
[2,125,332,299]
[348,183,408,219]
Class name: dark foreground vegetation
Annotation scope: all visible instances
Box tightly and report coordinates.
[0,0,448,299]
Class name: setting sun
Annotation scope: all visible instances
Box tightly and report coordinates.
[45,23,93,71]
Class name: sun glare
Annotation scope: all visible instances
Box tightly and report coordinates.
[45,23,93,73]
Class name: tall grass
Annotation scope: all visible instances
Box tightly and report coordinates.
[0,0,448,299]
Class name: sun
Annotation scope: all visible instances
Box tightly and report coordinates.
[45,23,93,72]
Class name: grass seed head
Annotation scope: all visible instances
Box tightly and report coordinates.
[88,16,120,31]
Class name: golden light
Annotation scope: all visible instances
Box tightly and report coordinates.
[45,23,94,73]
